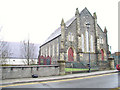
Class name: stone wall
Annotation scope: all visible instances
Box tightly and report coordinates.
[2,65,59,80]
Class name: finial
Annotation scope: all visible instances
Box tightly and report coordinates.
[93,12,97,19]
[61,18,65,26]
[104,27,107,33]
[75,8,79,16]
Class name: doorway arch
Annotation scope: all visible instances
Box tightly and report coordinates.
[68,47,74,61]
[101,49,104,60]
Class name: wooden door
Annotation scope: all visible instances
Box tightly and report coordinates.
[101,49,104,60]
[68,48,74,61]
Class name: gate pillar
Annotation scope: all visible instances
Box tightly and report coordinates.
[57,60,65,75]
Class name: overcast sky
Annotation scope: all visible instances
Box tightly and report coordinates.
[0,0,119,53]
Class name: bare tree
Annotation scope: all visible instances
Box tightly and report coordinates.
[0,41,12,65]
[0,27,11,65]
[20,40,36,65]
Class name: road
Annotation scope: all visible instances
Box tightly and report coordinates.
[1,72,119,88]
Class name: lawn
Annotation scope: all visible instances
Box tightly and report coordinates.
[65,68,89,72]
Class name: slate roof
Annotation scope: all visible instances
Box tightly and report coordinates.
[41,16,76,46]
[0,41,40,59]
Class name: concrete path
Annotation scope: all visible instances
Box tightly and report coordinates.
[1,70,118,85]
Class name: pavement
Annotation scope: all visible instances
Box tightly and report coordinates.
[1,70,118,85]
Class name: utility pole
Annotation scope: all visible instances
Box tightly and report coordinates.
[27,33,30,65]
[86,22,91,72]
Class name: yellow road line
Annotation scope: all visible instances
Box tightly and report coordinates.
[111,87,120,90]
[0,73,118,88]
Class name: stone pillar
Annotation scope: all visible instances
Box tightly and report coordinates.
[58,18,66,75]
[57,60,65,75]
[108,57,115,70]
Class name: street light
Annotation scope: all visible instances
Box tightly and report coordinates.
[86,22,91,72]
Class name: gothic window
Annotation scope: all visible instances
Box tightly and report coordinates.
[78,36,81,48]
[57,43,59,56]
[43,48,45,56]
[97,38,100,49]
[46,47,47,56]
[90,35,94,52]
[53,45,54,57]
[68,32,74,41]
[81,34,84,52]
[100,37,103,44]
[86,30,89,52]
[49,46,50,56]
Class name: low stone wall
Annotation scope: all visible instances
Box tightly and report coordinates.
[2,65,59,80]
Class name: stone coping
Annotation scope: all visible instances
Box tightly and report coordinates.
[1,65,59,68]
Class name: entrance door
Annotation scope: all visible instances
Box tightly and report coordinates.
[68,48,74,61]
[101,49,104,60]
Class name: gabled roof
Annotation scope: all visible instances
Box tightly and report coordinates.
[97,24,104,33]
[40,7,99,47]
[41,16,76,46]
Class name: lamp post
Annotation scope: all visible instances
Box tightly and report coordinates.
[86,22,91,72]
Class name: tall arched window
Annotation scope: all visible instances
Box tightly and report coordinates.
[86,30,89,52]
[100,37,103,44]
[46,47,47,56]
[49,46,50,56]
[53,45,54,56]
[68,32,74,41]
[43,48,45,56]
[90,35,94,52]
[57,43,59,56]
[81,34,84,52]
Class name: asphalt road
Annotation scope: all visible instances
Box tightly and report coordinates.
[2,72,119,88]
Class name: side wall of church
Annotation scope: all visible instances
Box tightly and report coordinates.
[40,36,60,64]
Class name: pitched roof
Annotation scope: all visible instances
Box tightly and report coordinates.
[41,16,76,46]
[40,7,98,46]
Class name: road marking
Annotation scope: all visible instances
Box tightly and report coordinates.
[0,72,118,88]
[111,87,120,90]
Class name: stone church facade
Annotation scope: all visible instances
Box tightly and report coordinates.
[39,7,109,68]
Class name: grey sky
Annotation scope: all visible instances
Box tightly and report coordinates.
[0,0,118,53]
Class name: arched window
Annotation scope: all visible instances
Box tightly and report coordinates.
[46,47,47,56]
[86,30,89,52]
[99,36,104,44]
[57,43,59,56]
[43,48,45,56]
[81,34,84,52]
[49,46,51,56]
[90,35,94,52]
[53,45,54,56]
[68,32,74,41]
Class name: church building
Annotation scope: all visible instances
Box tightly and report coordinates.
[39,7,109,68]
